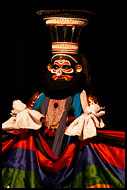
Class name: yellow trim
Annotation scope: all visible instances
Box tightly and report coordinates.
[87,184,115,188]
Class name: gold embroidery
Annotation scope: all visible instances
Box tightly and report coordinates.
[45,99,66,128]
[27,92,40,109]
[87,95,98,105]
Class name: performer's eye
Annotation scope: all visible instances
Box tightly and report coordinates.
[53,65,59,70]
[62,65,71,70]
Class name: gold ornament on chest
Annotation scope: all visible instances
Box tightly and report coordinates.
[45,99,66,128]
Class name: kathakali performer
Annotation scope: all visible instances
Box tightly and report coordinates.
[2,10,125,188]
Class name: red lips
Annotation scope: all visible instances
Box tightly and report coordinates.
[52,75,73,81]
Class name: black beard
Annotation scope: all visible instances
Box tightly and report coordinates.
[41,70,86,99]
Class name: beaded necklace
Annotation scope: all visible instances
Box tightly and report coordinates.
[40,96,73,156]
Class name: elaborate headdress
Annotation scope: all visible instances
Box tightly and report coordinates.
[36,10,94,62]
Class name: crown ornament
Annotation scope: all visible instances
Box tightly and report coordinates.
[36,10,95,56]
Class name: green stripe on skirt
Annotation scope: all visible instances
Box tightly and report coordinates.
[2,168,44,188]
[66,164,124,188]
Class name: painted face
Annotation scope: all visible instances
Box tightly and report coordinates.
[50,59,74,81]
[43,54,84,98]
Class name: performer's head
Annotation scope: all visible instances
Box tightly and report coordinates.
[36,10,93,98]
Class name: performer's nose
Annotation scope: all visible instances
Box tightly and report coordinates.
[56,69,62,77]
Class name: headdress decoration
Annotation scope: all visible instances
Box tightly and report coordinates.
[36,10,95,57]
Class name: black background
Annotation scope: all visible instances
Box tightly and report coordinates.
[2,0,126,130]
